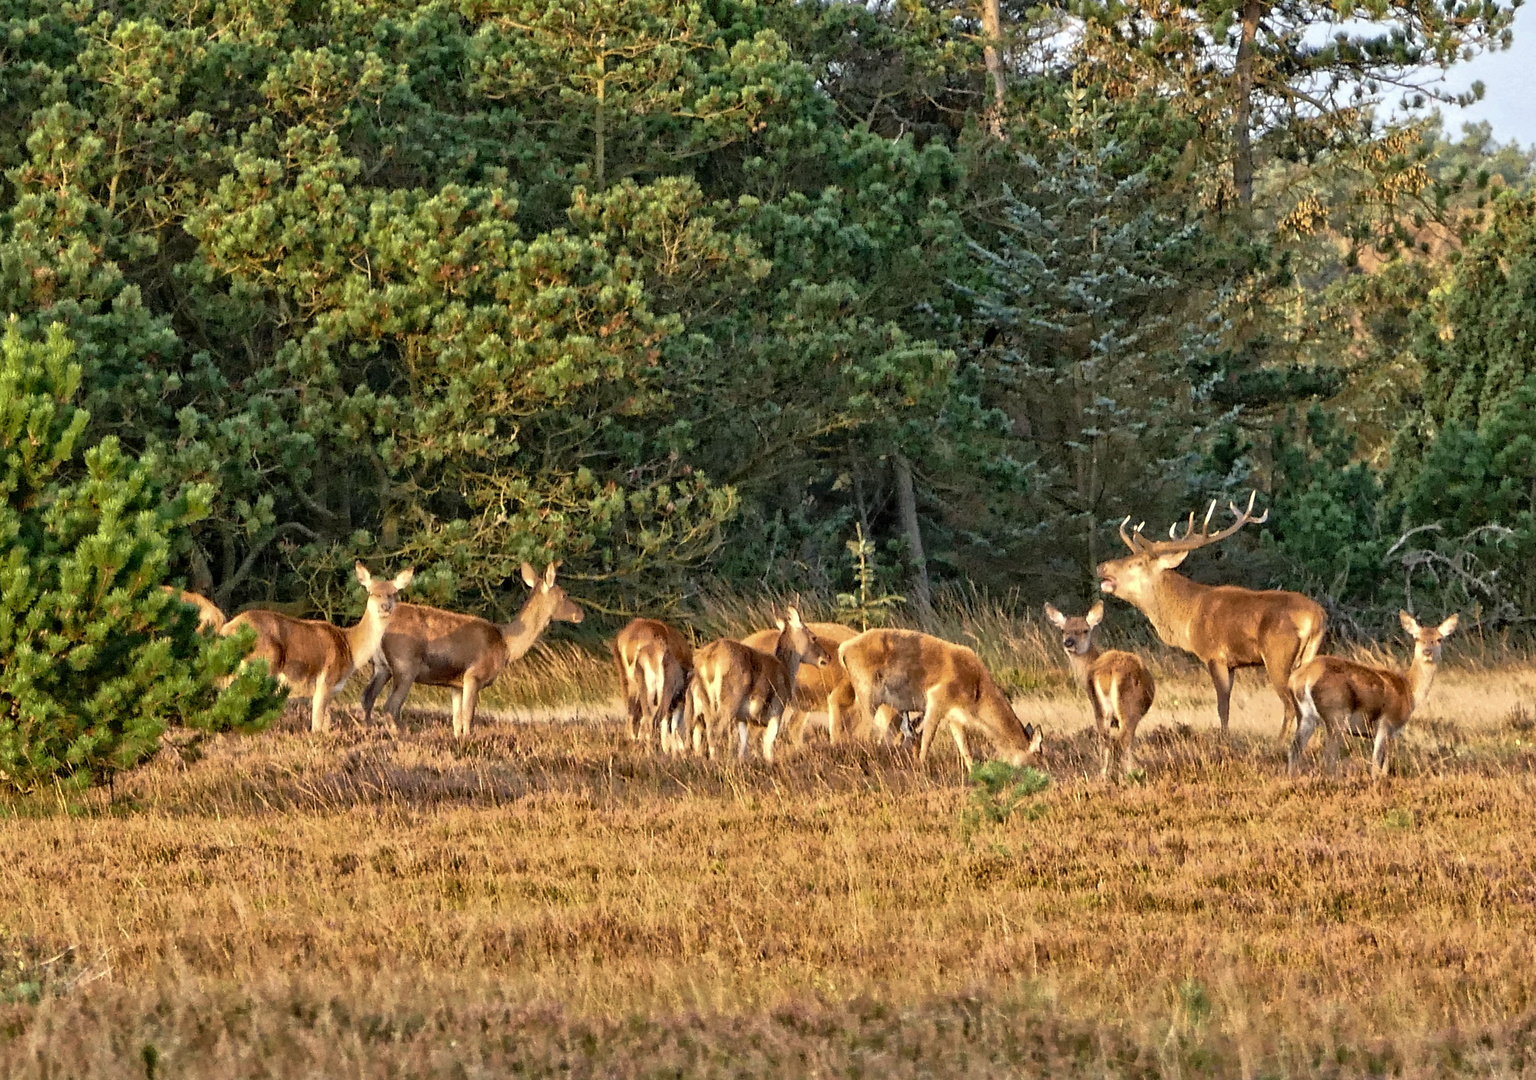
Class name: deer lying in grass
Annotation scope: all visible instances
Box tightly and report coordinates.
[361,562,583,736]
[612,617,693,752]
[838,629,1044,772]
[1288,611,1458,778]
[222,562,414,733]
[685,607,830,762]
[1098,492,1326,739]
[740,621,859,745]
[1045,602,1155,781]
[162,587,226,633]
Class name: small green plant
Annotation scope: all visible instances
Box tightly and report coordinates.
[962,761,1051,837]
[834,523,905,630]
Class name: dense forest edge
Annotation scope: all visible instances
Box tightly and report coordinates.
[4,0,1536,785]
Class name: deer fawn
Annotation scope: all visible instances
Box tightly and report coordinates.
[612,617,694,753]
[1044,602,1155,781]
[1098,492,1325,739]
[1288,611,1458,778]
[838,628,1044,772]
[685,607,830,763]
[222,562,414,732]
[360,562,583,736]
[740,621,860,745]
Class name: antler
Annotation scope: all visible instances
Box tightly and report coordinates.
[1137,491,1269,555]
[1118,516,1151,552]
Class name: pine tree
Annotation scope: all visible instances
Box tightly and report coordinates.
[0,321,281,793]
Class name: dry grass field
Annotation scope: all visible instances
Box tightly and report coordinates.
[5,613,1536,1077]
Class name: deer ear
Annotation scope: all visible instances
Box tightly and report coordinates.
[1399,610,1421,636]
[355,561,372,587]
[1043,604,1066,629]
[1156,550,1190,570]
[1027,725,1044,755]
[1437,613,1459,636]
[1086,601,1105,627]
[544,561,560,588]
[786,606,804,627]
[392,567,415,590]
[774,618,786,631]
[521,562,539,588]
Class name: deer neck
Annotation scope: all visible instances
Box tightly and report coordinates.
[1137,571,1208,650]
[1065,644,1102,691]
[1407,655,1440,714]
[498,592,559,663]
[773,633,808,695]
[345,602,391,673]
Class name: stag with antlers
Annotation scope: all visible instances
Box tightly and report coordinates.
[1096,493,1326,738]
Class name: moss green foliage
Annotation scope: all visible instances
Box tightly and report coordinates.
[0,322,282,791]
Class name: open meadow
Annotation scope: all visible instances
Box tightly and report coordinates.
[4,611,1536,1079]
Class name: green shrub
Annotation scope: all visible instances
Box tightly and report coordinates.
[0,321,282,792]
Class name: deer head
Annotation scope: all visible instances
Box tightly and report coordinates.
[774,606,830,667]
[1401,610,1458,667]
[1096,491,1268,606]
[356,561,414,618]
[521,561,584,624]
[1044,601,1103,657]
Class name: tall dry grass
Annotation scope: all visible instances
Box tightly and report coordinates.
[4,590,1536,1076]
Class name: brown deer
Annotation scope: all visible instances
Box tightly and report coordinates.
[161,586,227,633]
[1044,602,1155,780]
[360,562,583,736]
[221,562,414,732]
[612,617,694,753]
[1288,611,1458,778]
[685,607,830,762]
[1097,492,1325,738]
[740,621,860,744]
[838,629,1044,772]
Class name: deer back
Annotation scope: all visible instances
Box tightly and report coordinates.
[226,609,349,691]
[381,603,508,687]
[1296,656,1410,730]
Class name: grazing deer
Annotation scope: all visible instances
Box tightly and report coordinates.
[1097,492,1325,738]
[161,586,227,633]
[222,562,414,732]
[361,562,583,736]
[612,617,694,752]
[1288,611,1458,778]
[1044,602,1155,780]
[838,629,1044,772]
[685,607,830,762]
[740,621,860,745]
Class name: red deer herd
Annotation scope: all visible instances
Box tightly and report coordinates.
[160,494,1456,780]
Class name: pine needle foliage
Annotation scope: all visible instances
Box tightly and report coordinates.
[0,322,281,793]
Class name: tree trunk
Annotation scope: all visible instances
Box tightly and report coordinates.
[893,452,932,620]
[1232,0,1263,207]
[980,0,1007,137]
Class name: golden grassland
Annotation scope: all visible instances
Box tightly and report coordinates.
[5,610,1536,1077]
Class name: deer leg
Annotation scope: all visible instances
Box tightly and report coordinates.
[736,720,750,760]
[827,681,856,744]
[1264,641,1303,744]
[1208,659,1234,735]
[310,674,333,734]
[460,676,483,736]
[1322,718,1342,778]
[763,707,783,764]
[450,688,464,737]
[1121,733,1136,779]
[947,720,973,775]
[871,704,899,745]
[917,697,945,764]
[360,660,390,726]
[1372,722,1394,778]
[1288,704,1318,776]
[379,669,418,734]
